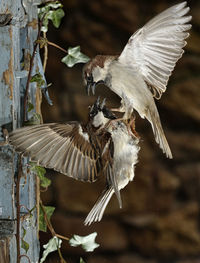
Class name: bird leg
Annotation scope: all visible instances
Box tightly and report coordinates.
[104,117,125,130]
[110,107,125,113]
[94,118,123,135]
[128,115,140,139]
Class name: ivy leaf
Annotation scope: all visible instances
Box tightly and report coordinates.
[38,1,65,32]
[69,232,99,252]
[25,113,41,126]
[40,236,62,263]
[21,226,30,254]
[39,205,55,232]
[30,165,51,188]
[49,8,65,28]
[30,73,45,87]
[45,2,63,9]
[27,102,34,112]
[61,46,90,67]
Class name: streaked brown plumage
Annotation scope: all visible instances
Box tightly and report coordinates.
[9,99,140,224]
[9,100,114,183]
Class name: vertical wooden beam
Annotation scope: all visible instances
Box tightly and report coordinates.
[0,0,43,262]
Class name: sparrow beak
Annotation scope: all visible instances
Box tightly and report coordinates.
[86,80,94,96]
[86,81,97,95]
[86,80,105,96]
[86,82,94,95]
[91,83,96,95]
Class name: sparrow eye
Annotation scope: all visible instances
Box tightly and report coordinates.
[87,74,93,83]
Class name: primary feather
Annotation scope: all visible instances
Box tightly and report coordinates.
[118,1,192,98]
[9,122,100,182]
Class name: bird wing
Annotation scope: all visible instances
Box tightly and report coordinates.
[9,122,101,182]
[118,2,192,98]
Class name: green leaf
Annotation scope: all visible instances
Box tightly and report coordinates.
[30,165,51,188]
[45,2,63,9]
[27,102,34,112]
[30,73,45,87]
[38,1,65,32]
[21,226,30,254]
[80,258,86,263]
[50,9,65,28]
[69,232,99,252]
[39,205,55,232]
[25,113,41,126]
[61,46,90,67]
[40,236,62,263]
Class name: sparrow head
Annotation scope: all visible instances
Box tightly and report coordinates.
[83,55,117,95]
[89,97,116,128]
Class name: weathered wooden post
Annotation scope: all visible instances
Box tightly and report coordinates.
[0,0,43,262]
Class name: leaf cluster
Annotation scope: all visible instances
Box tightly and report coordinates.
[38,1,65,32]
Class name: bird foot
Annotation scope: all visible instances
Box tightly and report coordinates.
[128,117,140,139]
[106,117,124,128]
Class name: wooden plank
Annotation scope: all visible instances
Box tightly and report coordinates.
[0,26,14,139]
[0,236,11,263]
[0,236,17,263]
[0,0,27,27]
[0,1,43,262]
[0,145,15,223]
[19,159,40,262]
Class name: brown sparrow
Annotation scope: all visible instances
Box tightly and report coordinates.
[83,2,192,159]
[9,99,140,224]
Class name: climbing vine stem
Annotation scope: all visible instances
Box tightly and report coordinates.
[23,15,45,122]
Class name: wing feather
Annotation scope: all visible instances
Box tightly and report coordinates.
[118,1,192,98]
[9,123,100,182]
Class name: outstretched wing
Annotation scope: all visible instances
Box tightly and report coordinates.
[118,2,192,98]
[9,122,101,182]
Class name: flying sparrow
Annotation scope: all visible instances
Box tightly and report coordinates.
[9,99,140,224]
[84,113,140,225]
[83,2,192,159]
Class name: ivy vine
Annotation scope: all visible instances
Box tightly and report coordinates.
[21,1,98,262]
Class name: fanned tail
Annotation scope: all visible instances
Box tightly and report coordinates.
[146,107,172,159]
[84,188,114,225]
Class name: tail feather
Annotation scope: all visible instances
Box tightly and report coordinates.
[84,188,114,225]
[146,108,172,159]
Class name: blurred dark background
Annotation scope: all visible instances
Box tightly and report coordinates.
[40,0,200,262]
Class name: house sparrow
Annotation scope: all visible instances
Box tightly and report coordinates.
[9,99,140,224]
[84,113,140,225]
[83,2,192,159]
[9,98,115,183]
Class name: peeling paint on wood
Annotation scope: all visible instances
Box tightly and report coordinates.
[0,237,10,262]
[28,18,38,30]
[1,20,14,101]
[0,236,16,263]
[0,13,12,26]
[0,0,44,262]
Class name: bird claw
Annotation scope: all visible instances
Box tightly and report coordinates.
[128,116,140,138]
